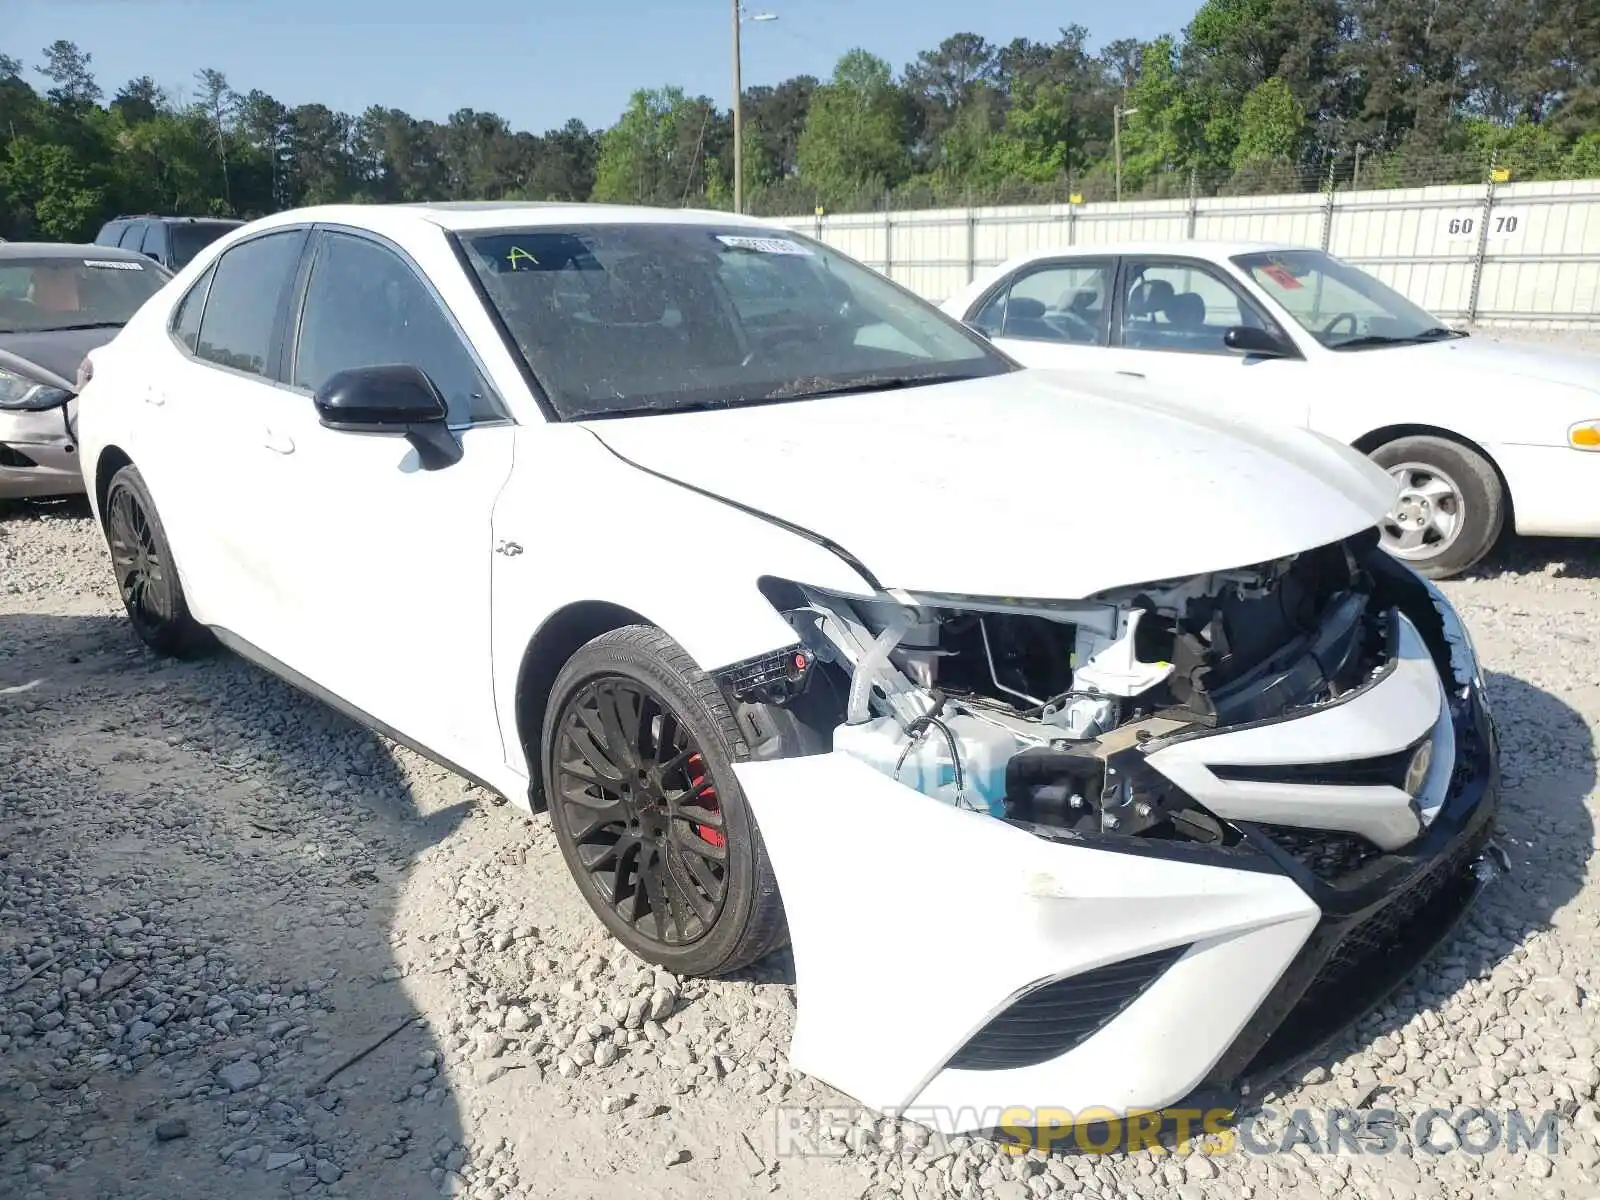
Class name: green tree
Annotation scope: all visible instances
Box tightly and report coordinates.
[591,87,722,207]
[795,50,912,202]
[977,80,1072,185]
[1232,76,1305,167]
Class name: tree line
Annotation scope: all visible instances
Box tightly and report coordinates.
[3,0,1598,242]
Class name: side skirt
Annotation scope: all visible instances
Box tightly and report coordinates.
[207,625,511,802]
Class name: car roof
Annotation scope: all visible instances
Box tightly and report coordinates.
[0,242,154,262]
[232,201,783,238]
[989,239,1315,270]
[106,215,243,224]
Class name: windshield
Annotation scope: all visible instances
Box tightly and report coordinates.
[1232,249,1459,350]
[0,255,170,334]
[169,222,238,269]
[460,223,1011,419]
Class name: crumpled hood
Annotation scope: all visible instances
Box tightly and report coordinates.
[582,369,1400,599]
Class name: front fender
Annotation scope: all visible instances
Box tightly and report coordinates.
[490,425,877,781]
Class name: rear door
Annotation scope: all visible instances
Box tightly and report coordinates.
[147,226,313,643]
[963,256,1116,372]
[1105,254,1313,429]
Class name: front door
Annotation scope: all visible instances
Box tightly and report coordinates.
[1105,255,1314,430]
[251,226,517,774]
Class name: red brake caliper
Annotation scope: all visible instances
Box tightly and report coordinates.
[686,752,725,848]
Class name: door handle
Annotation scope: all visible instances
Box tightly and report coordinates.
[1115,370,1145,379]
[263,427,295,454]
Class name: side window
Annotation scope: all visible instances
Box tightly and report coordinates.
[292,232,500,425]
[171,263,217,354]
[1118,259,1281,355]
[97,221,126,247]
[972,261,1113,345]
[139,223,167,261]
[118,222,147,250]
[194,229,309,377]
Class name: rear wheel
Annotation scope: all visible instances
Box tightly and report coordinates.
[541,625,788,977]
[102,464,213,659]
[1369,435,1504,580]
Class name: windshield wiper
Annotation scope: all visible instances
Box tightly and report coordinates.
[1331,326,1467,351]
[32,321,124,333]
[759,371,984,402]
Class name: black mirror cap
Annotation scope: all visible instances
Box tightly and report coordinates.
[314,363,449,431]
[1224,325,1294,358]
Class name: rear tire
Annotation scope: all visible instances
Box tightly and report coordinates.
[102,464,214,659]
[1369,435,1504,580]
[541,625,788,978]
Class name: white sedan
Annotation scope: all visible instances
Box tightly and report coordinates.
[942,240,1600,578]
[75,204,1501,1133]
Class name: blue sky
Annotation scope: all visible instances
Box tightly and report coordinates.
[9,0,1197,133]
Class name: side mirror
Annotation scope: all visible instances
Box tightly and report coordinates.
[1224,325,1296,359]
[313,363,462,471]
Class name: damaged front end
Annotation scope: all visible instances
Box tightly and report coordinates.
[733,530,1482,854]
[714,529,1502,1126]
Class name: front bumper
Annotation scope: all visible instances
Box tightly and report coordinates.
[736,661,1500,1136]
[0,407,84,500]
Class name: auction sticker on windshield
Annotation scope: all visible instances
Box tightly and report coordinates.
[82,259,145,270]
[715,235,813,255]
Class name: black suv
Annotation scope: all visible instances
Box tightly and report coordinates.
[93,215,244,272]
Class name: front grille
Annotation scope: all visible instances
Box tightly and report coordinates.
[1253,824,1387,882]
[946,945,1189,1071]
[1207,815,1492,1088]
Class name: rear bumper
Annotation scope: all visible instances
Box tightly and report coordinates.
[736,664,1500,1136]
[1493,441,1600,537]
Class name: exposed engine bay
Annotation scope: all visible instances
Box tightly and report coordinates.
[723,534,1437,846]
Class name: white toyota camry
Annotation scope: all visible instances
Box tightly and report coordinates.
[942,241,1600,579]
[75,203,1502,1133]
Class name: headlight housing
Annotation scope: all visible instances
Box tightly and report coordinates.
[0,367,72,412]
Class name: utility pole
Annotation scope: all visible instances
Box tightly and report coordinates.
[732,0,743,214]
[1114,105,1138,203]
[731,4,777,215]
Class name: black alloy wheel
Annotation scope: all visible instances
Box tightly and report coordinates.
[102,464,212,658]
[553,675,730,947]
[541,625,788,977]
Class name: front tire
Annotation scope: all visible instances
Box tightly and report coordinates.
[541,625,788,978]
[1369,435,1504,580]
[102,464,213,659]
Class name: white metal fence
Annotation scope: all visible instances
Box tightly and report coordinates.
[766,177,1600,329]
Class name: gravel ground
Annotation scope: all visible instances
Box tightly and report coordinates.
[3,494,1599,1199]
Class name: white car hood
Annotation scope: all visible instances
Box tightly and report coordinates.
[582,369,1399,599]
[1364,336,1600,395]
[1388,339,1600,390]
